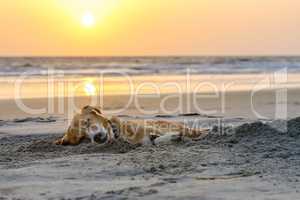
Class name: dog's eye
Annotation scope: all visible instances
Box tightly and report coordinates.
[80,120,88,127]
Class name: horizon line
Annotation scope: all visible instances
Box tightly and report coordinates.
[0,54,300,58]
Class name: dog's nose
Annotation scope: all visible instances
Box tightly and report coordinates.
[93,133,108,144]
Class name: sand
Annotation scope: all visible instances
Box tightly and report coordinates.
[2,88,300,120]
[1,73,300,199]
[0,115,300,200]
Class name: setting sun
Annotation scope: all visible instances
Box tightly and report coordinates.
[84,82,97,96]
[81,12,95,27]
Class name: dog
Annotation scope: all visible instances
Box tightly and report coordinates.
[55,106,209,146]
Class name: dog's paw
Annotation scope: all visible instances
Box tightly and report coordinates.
[54,138,67,145]
[170,134,183,142]
[154,133,182,145]
[54,139,62,145]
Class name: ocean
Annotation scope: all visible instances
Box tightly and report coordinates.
[0,56,299,77]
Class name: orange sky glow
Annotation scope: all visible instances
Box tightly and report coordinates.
[0,0,300,56]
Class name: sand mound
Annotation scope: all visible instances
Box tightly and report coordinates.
[287,117,300,137]
[0,134,139,165]
[23,138,139,155]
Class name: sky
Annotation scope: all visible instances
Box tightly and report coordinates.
[0,0,300,56]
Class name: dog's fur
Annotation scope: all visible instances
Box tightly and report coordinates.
[55,106,209,146]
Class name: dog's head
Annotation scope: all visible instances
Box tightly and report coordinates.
[59,106,114,145]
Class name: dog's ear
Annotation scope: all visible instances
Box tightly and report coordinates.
[82,105,102,115]
[92,106,102,115]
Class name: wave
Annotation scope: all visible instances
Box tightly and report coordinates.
[0,56,299,77]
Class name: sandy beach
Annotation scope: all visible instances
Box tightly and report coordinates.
[0,73,300,199]
[0,116,300,199]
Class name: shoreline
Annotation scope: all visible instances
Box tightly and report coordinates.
[1,73,300,99]
[1,88,300,120]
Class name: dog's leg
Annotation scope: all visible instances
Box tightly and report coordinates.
[55,135,69,145]
[55,137,64,145]
[141,136,154,146]
[153,132,182,145]
[54,130,83,145]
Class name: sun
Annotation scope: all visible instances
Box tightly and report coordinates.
[81,11,95,27]
[84,82,96,96]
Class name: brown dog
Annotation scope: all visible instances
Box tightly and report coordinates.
[55,106,209,145]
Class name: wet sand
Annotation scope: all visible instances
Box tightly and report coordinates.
[2,88,300,121]
[0,116,300,199]
[2,73,300,120]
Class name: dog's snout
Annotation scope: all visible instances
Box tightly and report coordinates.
[90,125,99,132]
[87,123,108,144]
[93,133,108,144]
